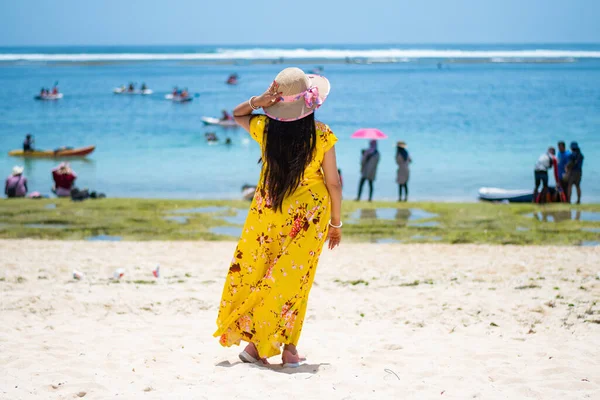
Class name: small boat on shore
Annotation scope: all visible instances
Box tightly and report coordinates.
[34,93,63,101]
[478,187,533,203]
[165,94,193,102]
[113,87,153,95]
[201,116,237,127]
[9,145,96,158]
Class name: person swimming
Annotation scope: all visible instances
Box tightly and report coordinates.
[205,132,218,142]
[226,74,238,84]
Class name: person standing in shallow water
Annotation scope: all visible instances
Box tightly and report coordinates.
[556,141,570,197]
[214,67,343,367]
[355,140,380,201]
[533,147,555,203]
[566,141,584,204]
[396,141,412,202]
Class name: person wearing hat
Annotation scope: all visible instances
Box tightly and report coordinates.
[5,166,28,198]
[52,162,77,197]
[566,141,584,204]
[214,67,342,367]
[396,141,412,202]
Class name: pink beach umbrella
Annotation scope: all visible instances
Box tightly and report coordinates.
[351,128,388,140]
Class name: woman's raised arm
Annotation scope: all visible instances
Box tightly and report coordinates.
[233,82,282,132]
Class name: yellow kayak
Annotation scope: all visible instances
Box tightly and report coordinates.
[9,145,96,158]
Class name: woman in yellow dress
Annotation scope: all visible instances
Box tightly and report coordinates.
[214,67,343,367]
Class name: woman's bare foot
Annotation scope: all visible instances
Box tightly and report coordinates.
[241,343,269,365]
[282,344,306,366]
[243,343,259,358]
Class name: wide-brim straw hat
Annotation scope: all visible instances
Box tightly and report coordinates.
[12,165,24,175]
[264,67,330,122]
[397,141,408,148]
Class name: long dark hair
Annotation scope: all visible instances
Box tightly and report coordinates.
[260,113,316,212]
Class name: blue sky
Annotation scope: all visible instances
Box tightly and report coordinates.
[1,0,599,46]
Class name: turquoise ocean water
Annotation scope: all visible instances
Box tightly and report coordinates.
[0,44,599,201]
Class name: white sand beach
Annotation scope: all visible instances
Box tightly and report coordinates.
[1,240,599,399]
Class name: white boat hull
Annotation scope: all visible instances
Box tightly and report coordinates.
[478,187,533,203]
[201,117,237,127]
[165,94,193,102]
[113,88,153,95]
[34,93,63,100]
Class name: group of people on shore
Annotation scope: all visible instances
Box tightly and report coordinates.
[355,140,412,202]
[534,141,584,204]
[4,163,78,199]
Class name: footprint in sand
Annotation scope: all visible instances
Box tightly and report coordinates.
[383,344,403,351]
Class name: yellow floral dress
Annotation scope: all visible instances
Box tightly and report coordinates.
[214,115,338,358]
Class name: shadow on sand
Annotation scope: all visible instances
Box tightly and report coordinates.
[216,359,328,375]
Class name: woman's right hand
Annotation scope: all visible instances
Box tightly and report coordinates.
[254,81,282,108]
[328,226,342,249]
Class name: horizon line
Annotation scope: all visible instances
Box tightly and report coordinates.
[1,41,600,48]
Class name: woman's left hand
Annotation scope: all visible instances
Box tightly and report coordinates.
[327,227,342,249]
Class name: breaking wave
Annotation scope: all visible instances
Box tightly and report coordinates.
[1,48,599,62]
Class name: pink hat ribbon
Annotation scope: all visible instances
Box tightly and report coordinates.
[279,86,322,108]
